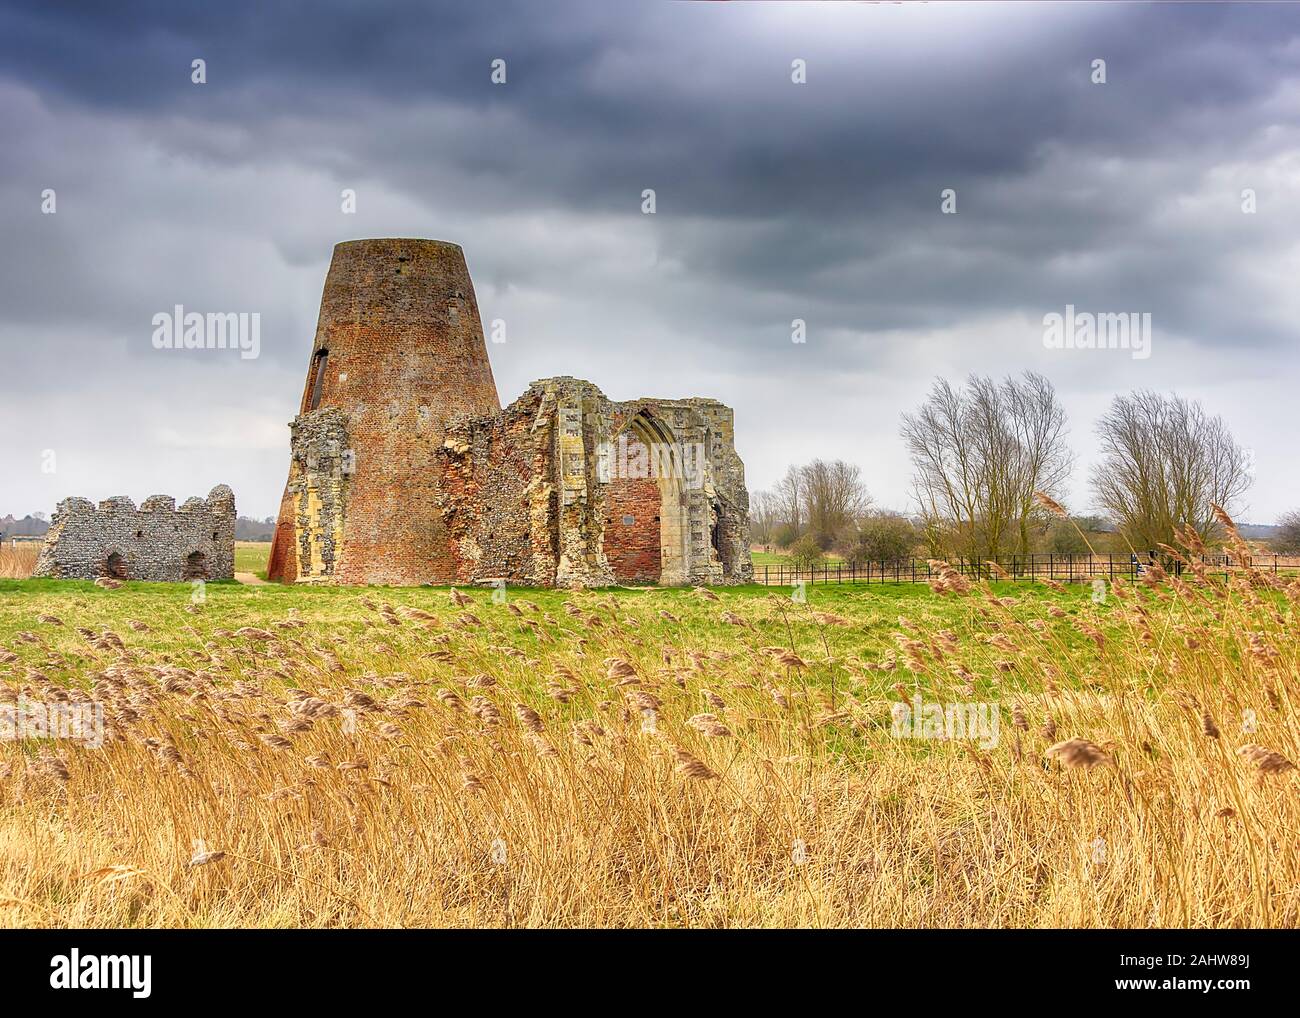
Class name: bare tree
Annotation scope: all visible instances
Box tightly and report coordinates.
[912,485,949,558]
[1275,510,1300,554]
[1003,372,1074,558]
[747,490,781,547]
[773,464,804,539]
[799,459,870,548]
[1091,390,1251,552]
[902,379,979,556]
[900,372,1072,562]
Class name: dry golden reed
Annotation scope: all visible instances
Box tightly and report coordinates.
[0,544,39,580]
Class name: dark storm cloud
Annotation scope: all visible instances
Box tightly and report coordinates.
[7,1,1288,218]
[2,1,1299,521]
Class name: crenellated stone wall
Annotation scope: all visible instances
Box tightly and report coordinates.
[33,485,236,582]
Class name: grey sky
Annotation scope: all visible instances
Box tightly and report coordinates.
[2,1,1298,523]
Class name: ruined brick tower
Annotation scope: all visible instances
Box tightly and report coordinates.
[269,238,753,588]
[267,239,501,585]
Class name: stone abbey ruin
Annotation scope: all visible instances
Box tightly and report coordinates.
[31,239,751,589]
[34,486,236,582]
[267,238,753,588]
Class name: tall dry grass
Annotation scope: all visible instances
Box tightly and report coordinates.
[1,534,1298,927]
[0,543,38,579]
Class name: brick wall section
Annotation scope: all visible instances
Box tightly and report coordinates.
[33,485,235,582]
[268,239,501,585]
[605,469,663,583]
[265,488,298,583]
[438,409,542,583]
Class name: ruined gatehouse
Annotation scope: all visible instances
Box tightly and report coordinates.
[267,238,753,588]
[33,486,236,582]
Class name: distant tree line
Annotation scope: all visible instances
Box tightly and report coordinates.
[751,373,1296,564]
[235,516,277,541]
[0,512,50,539]
[749,460,920,570]
[1,514,278,543]
[1277,511,1300,554]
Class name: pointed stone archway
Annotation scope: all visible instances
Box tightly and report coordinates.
[603,410,688,585]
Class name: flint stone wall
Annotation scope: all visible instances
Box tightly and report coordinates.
[33,485,236,582]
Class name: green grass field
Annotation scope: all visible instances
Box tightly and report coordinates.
[234,541,271,577]
[0,574,1154,710]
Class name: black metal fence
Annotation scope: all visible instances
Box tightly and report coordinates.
[752,553,1300,587]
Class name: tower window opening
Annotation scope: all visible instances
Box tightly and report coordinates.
[309,349,329,410]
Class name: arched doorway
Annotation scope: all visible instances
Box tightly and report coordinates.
[184,551,209,580]
[604,412,687,584]
[104,552,127,579]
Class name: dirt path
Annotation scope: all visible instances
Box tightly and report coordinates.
[234,572,269,586]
